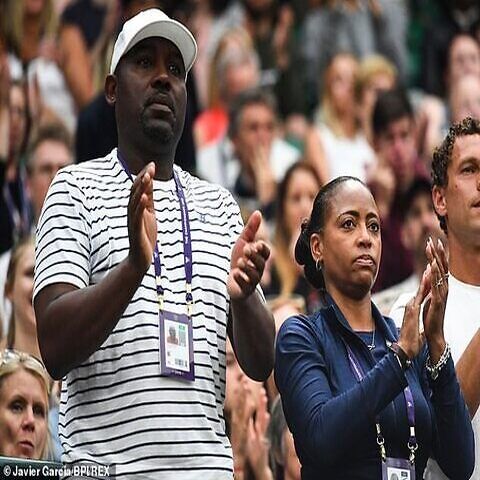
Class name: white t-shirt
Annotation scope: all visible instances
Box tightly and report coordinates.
[316,123,376,182]
[390,274,480,480]
[34,149,244,479]
[197,137,300,191]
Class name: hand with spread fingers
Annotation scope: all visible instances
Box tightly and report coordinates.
[127,162,157,275]
[228,210,271,300]
[422,237,448,363]
[397,237,449,363]
[397,263,430,360]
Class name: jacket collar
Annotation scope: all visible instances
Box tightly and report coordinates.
[320,291,398,344]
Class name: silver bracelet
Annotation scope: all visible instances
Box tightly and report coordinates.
[426,343,451,380]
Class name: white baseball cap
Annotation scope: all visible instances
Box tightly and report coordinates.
[109,8,197,78]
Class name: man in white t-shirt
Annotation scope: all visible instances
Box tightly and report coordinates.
[33,9,275,479]
[390,116,480,480]
[197,88,299,218]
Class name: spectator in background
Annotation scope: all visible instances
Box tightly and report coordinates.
[0,349,50,460]
[373,178,445,315]
[0,122,73,335]
[0,237,38,358]
[194,28,260,149]
[389,117,480,479]
[197,88,299,219]
[0,81,31,255]
[207,0,307,119]
[268,396,301,480]
[60,0,119,99]
[265,162,322,314]
[2,0,77,132]
[417,33,480,158]
[304,53,375,185]
[301,0,408,110]
[449,73,480,125]
[420,0,480,97]
[369,88,428,292]
[355,54,397,145]
[2,0,57,69]
[25,122,73,223]
[225,338,272,480]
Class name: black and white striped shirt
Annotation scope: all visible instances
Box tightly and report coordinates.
[34,149,243,479]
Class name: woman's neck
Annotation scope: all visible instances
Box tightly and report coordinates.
[336,111,357,138]
[328,284,373,331]
[22,17,42,61]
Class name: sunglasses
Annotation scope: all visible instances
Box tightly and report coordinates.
[0,349,47,374]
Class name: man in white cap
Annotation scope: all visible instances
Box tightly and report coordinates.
[33,9,275,479]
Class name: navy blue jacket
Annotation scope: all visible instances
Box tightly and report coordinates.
[275,294,474,480]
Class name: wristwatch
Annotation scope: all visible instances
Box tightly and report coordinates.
[388,342,412,370]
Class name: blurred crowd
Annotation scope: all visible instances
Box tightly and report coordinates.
[1,0,480,478]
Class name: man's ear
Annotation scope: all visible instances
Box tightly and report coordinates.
[310,232,324,265]
[105,74,117,106]
[432,185,447,220]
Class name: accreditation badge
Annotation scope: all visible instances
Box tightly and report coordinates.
[382,457,415,480]
[159,310,195,381]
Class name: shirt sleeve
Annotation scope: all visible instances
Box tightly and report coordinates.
[34,168,92,300]
[426,354,474,480]
[274,315,408,468]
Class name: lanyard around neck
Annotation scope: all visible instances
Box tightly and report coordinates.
[345,342,418,464]
[117,151,193,316]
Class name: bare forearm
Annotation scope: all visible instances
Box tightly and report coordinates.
[456,329,480,418]
[59,27,94,109]
[0,107,9,159]
[230,291,275,381]
[35,258,145,379]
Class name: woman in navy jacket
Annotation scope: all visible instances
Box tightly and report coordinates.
[275,176,474,480]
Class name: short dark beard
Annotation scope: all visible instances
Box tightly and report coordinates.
[140,112,175,145]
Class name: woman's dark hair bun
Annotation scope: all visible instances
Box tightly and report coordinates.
[294,220,311,266]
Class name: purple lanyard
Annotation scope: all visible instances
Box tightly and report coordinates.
[345,343,418,464]
[117,151,193,317]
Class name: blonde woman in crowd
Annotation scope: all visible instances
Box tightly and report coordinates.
[355,54,397,145]
[266,162,322,313]
[304,53,375,185]
[1,237,38,358]
[2,0,82,131]
[0,236,61,461]
[0,348,50,460]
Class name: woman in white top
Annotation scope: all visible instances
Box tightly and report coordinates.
[305,52,375,185]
